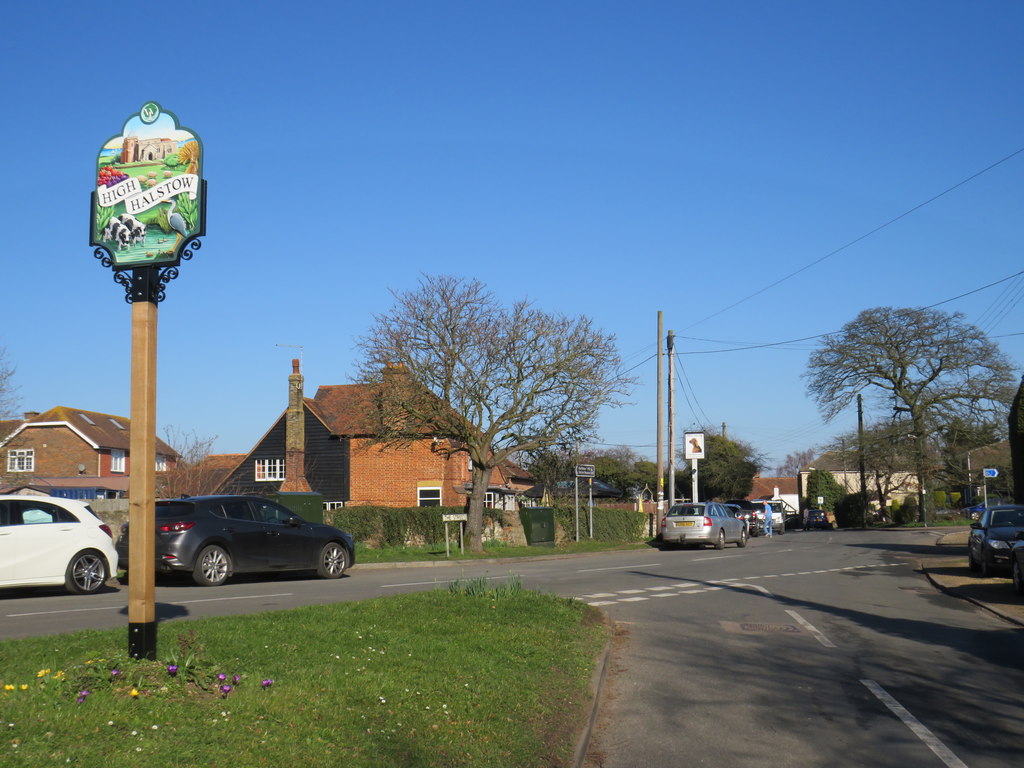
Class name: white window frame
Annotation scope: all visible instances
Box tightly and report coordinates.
[255,458,286,482]
[418,487,442,507]
[7,449,34,472]
[484,491,497,509]
[155,454,169,472]
[110,449,126,473]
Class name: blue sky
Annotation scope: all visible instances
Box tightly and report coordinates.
[2,1,1022,472]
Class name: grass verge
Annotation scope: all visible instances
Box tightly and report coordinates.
[356,538,652,564]
[1,581,607,767]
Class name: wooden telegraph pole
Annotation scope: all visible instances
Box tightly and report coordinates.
[90,102,206,660]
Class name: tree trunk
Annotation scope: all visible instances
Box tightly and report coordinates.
[1011,376,1024,504]
[466,462,491,553]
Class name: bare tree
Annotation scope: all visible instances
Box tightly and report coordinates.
[0,347,19,418]
[776,449,817,477]
[805,306,1017,521]
[355,274,636,552]
[155,427,220,498]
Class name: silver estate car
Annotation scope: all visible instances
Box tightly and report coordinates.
[661,502,748,549]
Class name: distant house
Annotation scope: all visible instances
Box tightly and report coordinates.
[799,450,917,510]
[746,476,800,516]
[218,361,533,510]
[0,407,177,499]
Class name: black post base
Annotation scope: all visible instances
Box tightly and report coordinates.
[128,622,157,660]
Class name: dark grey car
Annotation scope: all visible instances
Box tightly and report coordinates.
[967,504,1024,577]
[117,495,355,586]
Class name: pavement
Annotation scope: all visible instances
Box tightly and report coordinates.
[920,527,1024,627]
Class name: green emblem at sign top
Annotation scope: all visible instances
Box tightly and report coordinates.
[90,102,206,271]
[139,102,160,124]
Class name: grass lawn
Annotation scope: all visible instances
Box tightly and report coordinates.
[1,579,607,767]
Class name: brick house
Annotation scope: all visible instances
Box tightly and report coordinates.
[0,407,178,499]
[218,361,533,509]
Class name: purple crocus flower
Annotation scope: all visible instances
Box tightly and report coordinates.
[167,664,178,677]
[220,684,232,696]
[261,679,274,689]
[76,689,90,703]
[111,669,121,678]
[232,675,241,685]
[217,673,227,682]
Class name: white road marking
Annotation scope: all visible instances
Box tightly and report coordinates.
[578,563,662,572]
[618,589,646,594]
[619,597,649,602]
[785,609,836,648]
[861,680,968,768]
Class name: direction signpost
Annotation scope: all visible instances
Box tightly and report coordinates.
[575,465,595,541]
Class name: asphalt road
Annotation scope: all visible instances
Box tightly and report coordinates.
[1,528,1020,767]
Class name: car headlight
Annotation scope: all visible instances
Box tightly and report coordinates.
[987,539,1011,550]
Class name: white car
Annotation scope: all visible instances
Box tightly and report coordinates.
[0,495,118,594]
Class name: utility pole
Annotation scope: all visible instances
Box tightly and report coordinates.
[667,330,676,506]
[656,312,664,534]
[858,394,868,528]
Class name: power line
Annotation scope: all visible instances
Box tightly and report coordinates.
[681,146,1024,332]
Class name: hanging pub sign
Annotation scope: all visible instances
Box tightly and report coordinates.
[90,101,205,270]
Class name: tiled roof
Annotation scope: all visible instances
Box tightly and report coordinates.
[750,476,798,497]
[6,406,176,455]
[312,384,379,436]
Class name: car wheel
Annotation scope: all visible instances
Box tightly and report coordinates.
[714,529,725,550]
[737,527,748,548]
[968,547,980,573]
[778,522,785,536]
[65,550,108,595]
[317,541,349,579]
[1013,559,1024,596]
[980,555,993,579]
[193,545,230,586]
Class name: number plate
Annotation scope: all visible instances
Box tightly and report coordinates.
[680,521,695,527]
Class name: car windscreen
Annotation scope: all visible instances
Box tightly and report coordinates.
[990,509,1024,527]
[667,505,705,517]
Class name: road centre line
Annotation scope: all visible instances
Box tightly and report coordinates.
[785,609,836,647]
[861,680,968,768]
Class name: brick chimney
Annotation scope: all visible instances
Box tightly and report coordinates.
[279,359,311,492]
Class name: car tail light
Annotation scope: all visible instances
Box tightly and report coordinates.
[660,517,667,528]
[704,516,712,526]
[158,521,196,533]
[99,524,114,539]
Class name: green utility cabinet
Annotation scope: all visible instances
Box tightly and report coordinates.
[269,492,325,524]
[519,507,555,546]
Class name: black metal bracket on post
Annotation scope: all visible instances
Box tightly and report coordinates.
[94,238,201,304]
[129,622,157,660]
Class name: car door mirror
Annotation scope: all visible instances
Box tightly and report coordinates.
[970,522,981,530]
[286,516,303,528]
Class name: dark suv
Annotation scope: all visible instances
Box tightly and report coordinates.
[117,495,355,586]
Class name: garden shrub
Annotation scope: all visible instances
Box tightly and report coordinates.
[549,504,647,542]
[326,505,508,548]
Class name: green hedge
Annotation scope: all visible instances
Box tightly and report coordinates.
[550,504,647,541]
[326,505,508,548]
